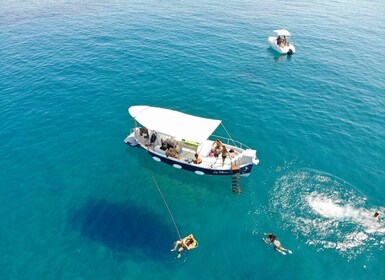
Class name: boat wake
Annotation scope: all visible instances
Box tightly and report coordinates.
[269,169,385,259]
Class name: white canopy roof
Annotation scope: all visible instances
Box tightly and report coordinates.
[273,29,291,36]
[129,106,221,143]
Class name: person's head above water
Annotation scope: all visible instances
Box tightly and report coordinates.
[268,233,276,240]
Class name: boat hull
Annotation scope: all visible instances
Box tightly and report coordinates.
[268,36,295,54]
[146,149,254,176]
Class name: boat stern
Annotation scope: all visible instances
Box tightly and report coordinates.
[124,131,139,146]
[241,149,258,165]
[285,44,295,55]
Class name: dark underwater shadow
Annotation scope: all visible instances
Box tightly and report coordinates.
[68,198,175,261]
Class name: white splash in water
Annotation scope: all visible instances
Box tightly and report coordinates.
[307,192,385,234]
[269,169,385,259]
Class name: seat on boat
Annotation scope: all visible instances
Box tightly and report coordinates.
[197,140,214,156]
[154,145,167,155]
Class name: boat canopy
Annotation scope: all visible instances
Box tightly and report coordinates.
[129,106,221,143]
[273,29,291,36]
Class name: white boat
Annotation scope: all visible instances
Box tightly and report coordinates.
[268,29,296,55]
[124,106,259,176]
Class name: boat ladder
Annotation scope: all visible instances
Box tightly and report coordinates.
[231,164,241,194]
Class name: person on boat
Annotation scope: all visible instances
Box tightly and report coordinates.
[277,36,282,46]
[221,145,229,166]
[264,233,292,255]
[228,148,237,158]
[171,234,197,258]
[162,138,176,149]
[282,36,288,46]
[166,147,178,158]
[193,153,202,164]
[139,127,148,138]
[160,139,168,150]
[213,139,223,157]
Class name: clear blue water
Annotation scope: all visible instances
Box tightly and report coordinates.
[1,0,385,279]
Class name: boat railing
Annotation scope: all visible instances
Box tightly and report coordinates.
[211,134,251,150]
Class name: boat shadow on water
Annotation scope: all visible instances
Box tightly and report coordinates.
[267,48,292,63]
[68,198,174,261]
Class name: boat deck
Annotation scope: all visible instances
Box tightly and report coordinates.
[134,130,242,170]
[150,143,240,170]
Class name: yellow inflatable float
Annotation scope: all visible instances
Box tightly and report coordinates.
[171,234,198,258]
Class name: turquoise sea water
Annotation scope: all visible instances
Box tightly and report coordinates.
[1,0,385,279]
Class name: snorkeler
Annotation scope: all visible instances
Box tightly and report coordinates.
[264,233,292,255]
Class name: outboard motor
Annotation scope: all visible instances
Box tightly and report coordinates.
[287,49,293,55]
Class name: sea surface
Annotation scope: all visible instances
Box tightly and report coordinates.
[1,0,385,279]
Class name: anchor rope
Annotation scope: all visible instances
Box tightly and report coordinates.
[221,123,236,147]
[152,176,182,240]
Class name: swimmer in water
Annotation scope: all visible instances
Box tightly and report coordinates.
[171,234,197,258]
[374,211,381,222]
[264,233,292,255]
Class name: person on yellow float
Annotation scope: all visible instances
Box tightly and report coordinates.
[171,234,198,258]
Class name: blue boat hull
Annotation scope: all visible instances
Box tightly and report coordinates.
[147,149,254,176]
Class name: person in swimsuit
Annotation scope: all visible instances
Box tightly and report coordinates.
[283,36,288,46]
[374,211,381,222]
[264,233,292,255]
[193,153,202,164]
[221,145,229,167]
[277,36,282,46]
[213,139,223,157]
[171,234,196,258]
[166,147,178,158]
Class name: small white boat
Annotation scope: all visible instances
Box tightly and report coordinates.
[268,29,295,55]
[124,106,259,176]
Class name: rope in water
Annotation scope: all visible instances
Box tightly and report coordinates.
[152,176,182,240]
